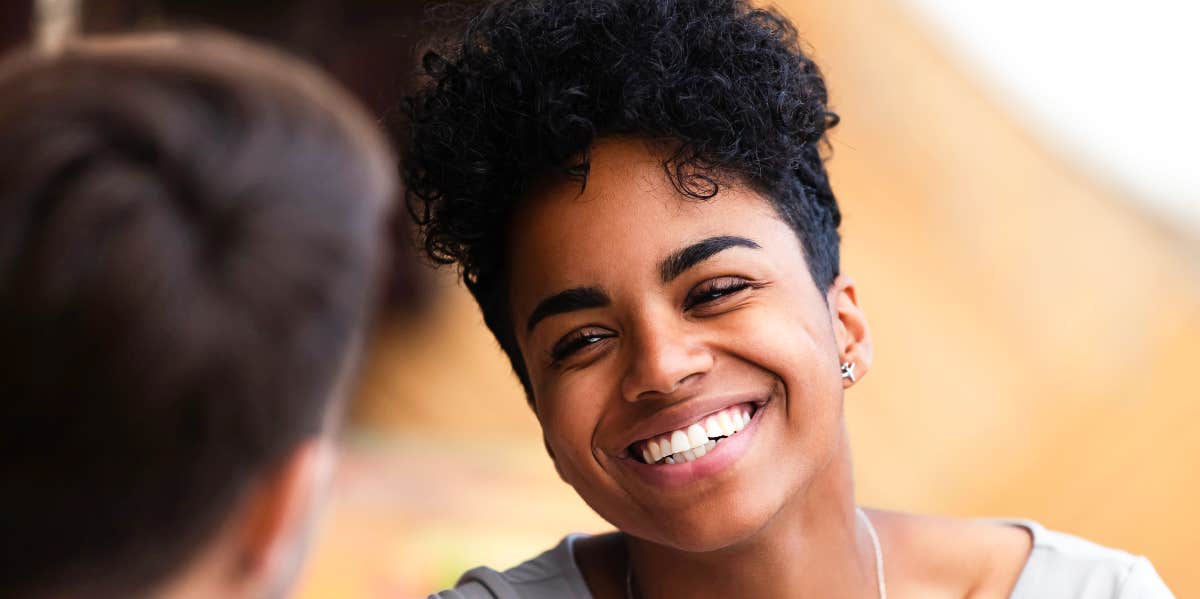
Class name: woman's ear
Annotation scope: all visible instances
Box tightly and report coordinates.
[827,274,873,388]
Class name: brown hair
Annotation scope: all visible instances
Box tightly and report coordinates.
[0,32,394,597]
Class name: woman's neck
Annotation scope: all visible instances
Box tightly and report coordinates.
[622,434,879,599]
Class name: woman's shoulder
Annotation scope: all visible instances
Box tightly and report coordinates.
[1006,519,1175,599]
[427,534,596,599]
[873,510,1174,598]
[872,510,1032,597]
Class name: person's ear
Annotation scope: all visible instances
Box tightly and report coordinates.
[826,274,873,388]
[235,438,334,591]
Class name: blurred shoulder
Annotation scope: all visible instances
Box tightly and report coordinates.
[427,534,595,599]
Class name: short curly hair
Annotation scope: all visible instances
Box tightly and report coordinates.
[401,0,841,402]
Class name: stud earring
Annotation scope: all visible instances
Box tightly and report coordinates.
[840,361,856,383]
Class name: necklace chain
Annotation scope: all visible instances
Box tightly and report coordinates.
[858,506,887,599]
[624,507,886,599]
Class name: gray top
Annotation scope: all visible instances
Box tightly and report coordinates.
[430,520,1175,598]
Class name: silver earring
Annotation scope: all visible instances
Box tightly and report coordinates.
[840,361,856,383]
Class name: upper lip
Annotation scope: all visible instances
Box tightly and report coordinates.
[610,391,769,456]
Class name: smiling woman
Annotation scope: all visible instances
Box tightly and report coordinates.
[505,140,858,548]
[398,1,1176,598]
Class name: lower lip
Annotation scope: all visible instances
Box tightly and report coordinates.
[620,401,767,489]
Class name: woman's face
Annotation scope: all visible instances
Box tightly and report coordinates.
[508,138,869,551]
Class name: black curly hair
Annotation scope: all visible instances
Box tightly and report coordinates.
[402,0,842,403]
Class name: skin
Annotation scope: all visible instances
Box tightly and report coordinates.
[507,137,1032,598]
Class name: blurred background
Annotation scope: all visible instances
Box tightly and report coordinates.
[6,0,1198,596]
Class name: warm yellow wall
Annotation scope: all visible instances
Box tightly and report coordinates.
[778,0,1200,594]
[298,0,1200,596]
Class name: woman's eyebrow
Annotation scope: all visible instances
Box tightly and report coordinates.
[659,235,761,283]
[526,286,610,332]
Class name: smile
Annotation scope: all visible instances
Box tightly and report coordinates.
[630,403,758,465]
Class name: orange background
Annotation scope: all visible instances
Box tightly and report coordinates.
[297,0,1200,596]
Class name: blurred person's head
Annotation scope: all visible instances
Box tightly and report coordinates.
[0,32,394,598]
[402,0,865,553]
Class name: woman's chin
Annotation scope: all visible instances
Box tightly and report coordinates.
[620,500,779,554]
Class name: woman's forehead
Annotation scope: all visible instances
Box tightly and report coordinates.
[514,140,774,243]
[506,141,791,294]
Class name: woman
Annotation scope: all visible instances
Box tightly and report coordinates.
[400,1,1175,597]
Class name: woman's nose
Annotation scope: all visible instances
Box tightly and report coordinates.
[619,317,714,402]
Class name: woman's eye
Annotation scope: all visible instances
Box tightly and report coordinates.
[684,277,753,311]
[550,328,614,363]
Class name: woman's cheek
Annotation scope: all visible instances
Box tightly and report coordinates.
[716,302,818,363]
[540,374,608,447]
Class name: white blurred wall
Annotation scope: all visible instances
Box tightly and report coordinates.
[901,0,1200,244]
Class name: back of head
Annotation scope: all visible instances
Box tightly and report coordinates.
[0,32,394,597]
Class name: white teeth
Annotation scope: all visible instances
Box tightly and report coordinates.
[648,439,664,462]
[704,416,723,438]
[670,430,690,454]
[718,411,737,435]
[638,404,757,465]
